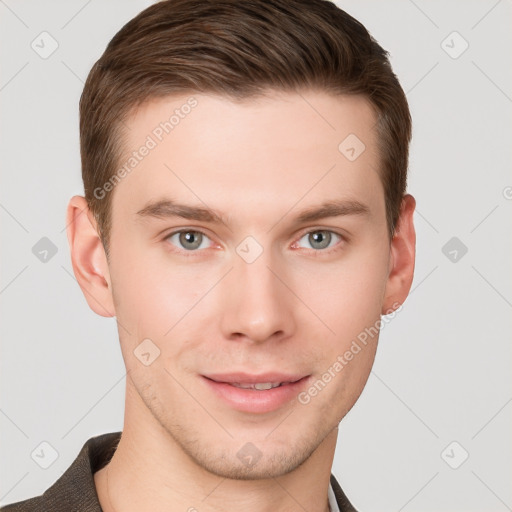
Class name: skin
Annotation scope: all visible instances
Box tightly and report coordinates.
[67,90,416,512]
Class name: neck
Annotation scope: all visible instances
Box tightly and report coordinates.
[94,381,338,512]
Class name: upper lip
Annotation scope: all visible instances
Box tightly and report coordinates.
[203,372,308,384]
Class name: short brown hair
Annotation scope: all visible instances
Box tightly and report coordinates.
[80,0,412,259]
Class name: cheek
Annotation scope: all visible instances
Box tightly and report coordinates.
[109,251,220,379]
[109,243,200,330]
[110,262,204,390]
[296,249,389,341]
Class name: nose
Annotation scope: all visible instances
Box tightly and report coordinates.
[219,247,296,344]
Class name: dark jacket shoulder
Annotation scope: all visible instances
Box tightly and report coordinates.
[1,432,121,512]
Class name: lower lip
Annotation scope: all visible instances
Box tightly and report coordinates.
[202,376,311,414]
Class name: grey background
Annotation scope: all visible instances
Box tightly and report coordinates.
[1,1,511,510]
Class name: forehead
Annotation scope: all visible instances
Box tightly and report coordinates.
[111,90,383,226]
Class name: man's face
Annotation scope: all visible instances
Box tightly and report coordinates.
[105,90,395,478]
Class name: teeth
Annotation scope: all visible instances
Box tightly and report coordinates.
[230,382,283,390]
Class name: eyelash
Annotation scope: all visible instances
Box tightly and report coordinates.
[162,228,346,257]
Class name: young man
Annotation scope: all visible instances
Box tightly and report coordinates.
[1,0,416,510]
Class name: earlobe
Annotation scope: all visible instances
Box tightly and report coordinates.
[66,195,115,318]
[382,194,416,315]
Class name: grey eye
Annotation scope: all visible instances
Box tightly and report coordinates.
[298,230,340,250]
[167,231,210,251]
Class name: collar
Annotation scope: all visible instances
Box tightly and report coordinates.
[2,431,357,511]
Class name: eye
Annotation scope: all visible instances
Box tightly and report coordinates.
[295,230,343,251]
[165,230,213,251]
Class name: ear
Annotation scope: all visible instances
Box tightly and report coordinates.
[382,194,416,314]
[66,195,115,317]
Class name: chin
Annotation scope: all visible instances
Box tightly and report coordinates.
[167,422,331,481]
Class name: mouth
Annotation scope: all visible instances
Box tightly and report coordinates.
[201,373,311,413]
[226,381,295,390]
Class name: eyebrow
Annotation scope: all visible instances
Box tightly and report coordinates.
[135,198,371,225]
[293,199,370,223]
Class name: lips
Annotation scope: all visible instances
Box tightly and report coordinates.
[204,372,306,387]
[202,372,311,413]
[229,382,285,390]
